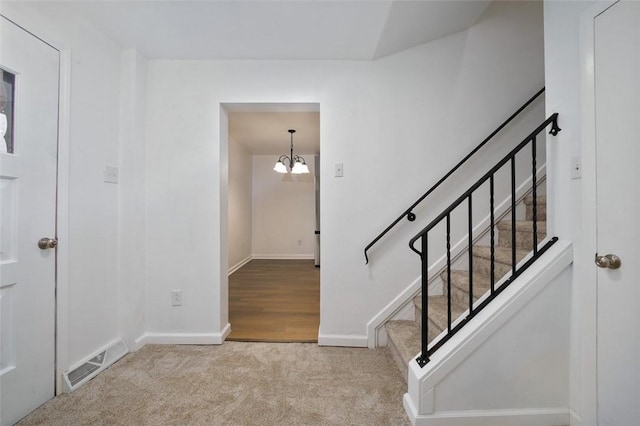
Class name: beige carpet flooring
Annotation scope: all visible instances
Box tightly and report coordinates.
[19,343,410,426]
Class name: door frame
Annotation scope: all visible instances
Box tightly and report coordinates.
[55,48,71,395]
[578,1,618,424]
[219,101,322,342]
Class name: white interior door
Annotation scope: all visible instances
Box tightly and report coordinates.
[594,2,640,425]
[0,17,59,426]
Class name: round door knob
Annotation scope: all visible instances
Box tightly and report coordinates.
[595,253,621,269]
[38,237,58,250]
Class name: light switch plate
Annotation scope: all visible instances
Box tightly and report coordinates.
[571,156,582,179]
[334,163,344,177]
[104,166,118,184]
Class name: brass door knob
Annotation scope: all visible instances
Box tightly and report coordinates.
[595,253,621,269]
[38,237,58,250]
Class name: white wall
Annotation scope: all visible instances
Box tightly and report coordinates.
[227,136,252,270]
[118,49,147,351]
[252,155,315,259]
[543,2,597,425]
[0,4,125,367]
[144,1,546,343]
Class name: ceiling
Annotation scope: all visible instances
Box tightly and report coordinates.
[33,1,492,155]
[40,0,491,60]
[229,111,320,155]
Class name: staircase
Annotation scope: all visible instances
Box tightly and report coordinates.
[384,194,546,381]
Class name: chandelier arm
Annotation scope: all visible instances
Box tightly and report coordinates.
[278,155,291,167]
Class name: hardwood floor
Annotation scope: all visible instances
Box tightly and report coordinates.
[228,259,320,342]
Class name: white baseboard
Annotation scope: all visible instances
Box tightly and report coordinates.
[318,333,368,347]
[135,324,231,346]
[228,256,252,275]
[252,254,314,260]
[403,395,569,426]
[569,409,583,426]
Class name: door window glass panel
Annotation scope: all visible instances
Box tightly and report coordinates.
[1,69,15,154]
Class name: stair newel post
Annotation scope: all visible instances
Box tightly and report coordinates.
[416,234,430,367]
[531,136,538,255]
[468,194,474,314]
[510,157,517,276]
[446,214,452,333]
[490,175,495,293]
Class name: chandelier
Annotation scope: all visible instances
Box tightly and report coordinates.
[273,129,310,174]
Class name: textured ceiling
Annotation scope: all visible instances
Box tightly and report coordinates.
[34,0,491,60]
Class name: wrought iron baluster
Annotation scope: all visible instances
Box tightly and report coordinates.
[490,175,495,293]
[511,157,517,275]
[416,234,429,367]
[468,194,473,313]
[531,137,538,255]
[446,214,452,333]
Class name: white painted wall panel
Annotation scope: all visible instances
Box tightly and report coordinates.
[228,137,252,269]
[144,1,546,340]
[251,155,315,259]
[543,2,597,425]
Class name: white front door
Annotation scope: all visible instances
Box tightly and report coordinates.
[0,17,59,425]
[594,2,640,425]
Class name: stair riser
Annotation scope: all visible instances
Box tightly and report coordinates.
[472,256,513,282]
[525,204,546,221]
[498,230,546,250]
[387,337,409,383]
[415,305,447,342]
[439,272,488,307]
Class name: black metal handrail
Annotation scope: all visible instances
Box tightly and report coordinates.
[363,87,546,264]
[410,113,561,367]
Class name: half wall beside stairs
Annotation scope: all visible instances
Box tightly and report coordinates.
[404,240,572,425]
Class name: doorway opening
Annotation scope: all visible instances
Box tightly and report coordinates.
[222,103,320,342]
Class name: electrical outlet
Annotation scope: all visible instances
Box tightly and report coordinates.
[171,290,182,306]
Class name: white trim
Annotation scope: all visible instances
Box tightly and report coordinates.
[55,49,71,396]
[318,333,368,347]
[136,324,231,346]
[403,393,569,426]
[251,254,314,260]
[405,241,572,417]
[366,168,545,349]
[576,2,616,423]
[228,255,252,276]
[366,276,421,348]
[570,409,583,426]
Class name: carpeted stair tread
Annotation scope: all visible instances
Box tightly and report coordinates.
[524,194,546,221]
[473,245,530,264]
[496,220,547,232]
[384,320,421,381]
[523,194,546,205]
[385,320,421,365]
[443,270,492,301]
[424,295,467,335]
[497,220,547,249]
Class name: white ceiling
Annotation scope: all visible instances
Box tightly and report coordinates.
[34,1,491,155]
[40,0,491,60]
[229,111,320,155]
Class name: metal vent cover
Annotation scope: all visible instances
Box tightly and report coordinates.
[63,339,128,392]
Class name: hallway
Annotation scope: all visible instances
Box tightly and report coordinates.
[228,259,320,342]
